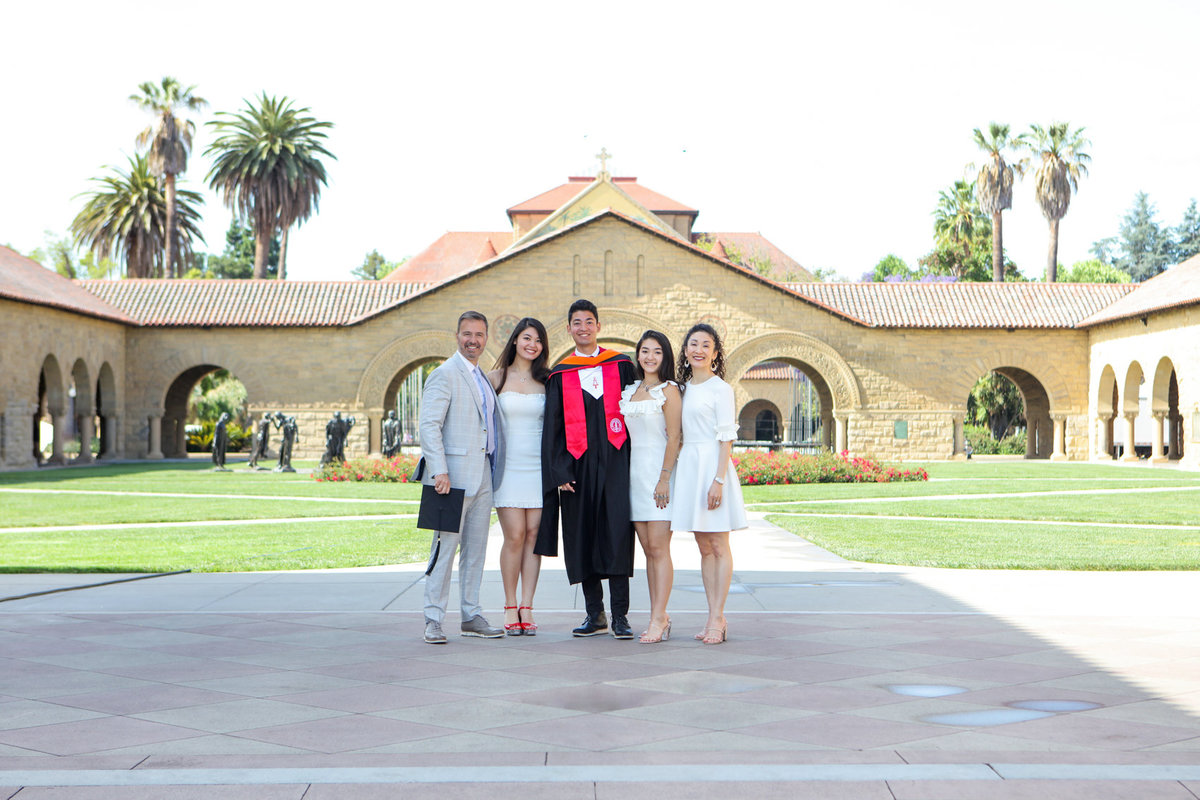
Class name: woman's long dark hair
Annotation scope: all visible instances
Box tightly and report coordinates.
[492,317,550,391]
[634,330,675,384]
[676,322,726,386]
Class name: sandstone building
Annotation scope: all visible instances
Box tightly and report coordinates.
[1,169,1196,471]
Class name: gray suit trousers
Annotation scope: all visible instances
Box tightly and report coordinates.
[423,462,492,625]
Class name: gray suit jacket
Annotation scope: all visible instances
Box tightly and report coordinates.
[418,353,505,495]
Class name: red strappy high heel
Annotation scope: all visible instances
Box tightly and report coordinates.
[504,606,523,636]
[518,606,537,635]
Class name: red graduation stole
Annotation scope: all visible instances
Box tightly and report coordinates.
[557,350,627,458]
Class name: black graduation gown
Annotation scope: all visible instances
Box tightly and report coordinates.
[535,354,637,584]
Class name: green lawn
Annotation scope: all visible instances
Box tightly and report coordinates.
[747,461,1200,570]
[2,459,1198,573]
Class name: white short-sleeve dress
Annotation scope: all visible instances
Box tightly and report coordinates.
[493,391,545,509]
[670,376,747,533]
[619,380,675,522]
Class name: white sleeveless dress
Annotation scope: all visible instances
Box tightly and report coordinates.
[493,391,545,509]
[619,380,675,522]
[670,376,747,533]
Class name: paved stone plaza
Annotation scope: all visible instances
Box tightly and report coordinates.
[2,515,1199,798]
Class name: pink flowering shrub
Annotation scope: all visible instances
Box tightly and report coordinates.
[732,450,928,485]
[313,454,421,483]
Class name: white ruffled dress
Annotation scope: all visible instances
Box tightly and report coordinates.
[670,376,748,533]
[619,380,675,522]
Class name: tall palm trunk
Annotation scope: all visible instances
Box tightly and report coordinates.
[253,231,269,279]
[278,225,289,280]
[991,210,1004,282]
[1046,217,1060,282]
[163,173,177,279]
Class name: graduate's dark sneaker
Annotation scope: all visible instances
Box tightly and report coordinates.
[611,615,634,639]
[572,613,609,636]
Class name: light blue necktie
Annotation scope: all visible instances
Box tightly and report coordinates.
[473,367,495,456]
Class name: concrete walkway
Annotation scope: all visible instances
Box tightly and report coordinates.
[2,514,1199,798]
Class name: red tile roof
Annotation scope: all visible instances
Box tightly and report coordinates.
[0,245,131,323]
[743,362,805,380]
[1077,254,1200,327]
[79,279,433,327]
[507,177,697,215]
[382,232,512,284]
[694,232,814,281]
[781,281,1138,329]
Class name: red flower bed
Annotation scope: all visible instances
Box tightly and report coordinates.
[732,450,928,485]
[313,454,421,483]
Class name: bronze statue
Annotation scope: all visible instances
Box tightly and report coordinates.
[274,412,297,472]
[320,411,355,465]
[212,412,231,470]
[382,409,401,457]
[248,412,273,469]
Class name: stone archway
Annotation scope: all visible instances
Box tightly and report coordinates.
[1151,357,1182,461]
[725,332,860,452]
[37,355,65,465]
[96,362,119,459]
[69,358,94,463]
[357,329,460,454]
[1120,361,1145,461]
[738,399,782,443]
[993,366,1056,460]
[1096,364,1118,460]
[545,307,665,365]
[162,365,224,458]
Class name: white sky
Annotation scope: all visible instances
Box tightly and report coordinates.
[3,0,1198,282]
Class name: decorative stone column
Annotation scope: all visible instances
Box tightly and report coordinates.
[952,418,966,460]
[1121,412,1139,462]
[76,411,96,464]
[1096,413,1114,460]
[368,413,383,458]
[1168,412,1182,459]
[44,412,67,464]
[1050,415,1067,461]
[147,415,164,459]
[98,415,117,459]
[1150,411,1168,463]
[834,416,848,453]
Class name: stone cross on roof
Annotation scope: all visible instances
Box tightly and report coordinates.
[596,147,612,180]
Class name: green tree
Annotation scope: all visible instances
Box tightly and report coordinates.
[1058,258,1131,283]
[869,254,914,282]
[71,154,205,278]
[971,123,1025,282]
[967,372,1025,441]
[1113,192,1173,281]
[1025,123,1091,282]
[205,94,335,279]
[920,180,1000,280]
[199,221,279,279]
[1174,199,1200,263]
[131,77,208,279]
[352,249,405,280]
[188,369,247,425]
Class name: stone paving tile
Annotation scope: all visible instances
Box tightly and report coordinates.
[887,779,1197,799]
[377,696,584,731]
[305,784,595,800]
[607,696,817,730]
[609,730,831,752]
[0,699,107,730]
[89,733,313,756]
[506,683,681,713]
[99,656,277,683]
[2,667,155,701]
[408,645,577,671]
[984,712,1200,749]
[507,656,678,684]
[489,712,699,750]
[350,730,584,753]
[711,656,884,684]
[234,715,458,753]
[888,638,1053,660]
[737,712,950,749]
[302,656,473,683]
[805,647,968,671]
[894,730,1094,752]
[150,638,312,659]
[11,788,309,799]
[846,697,997,725]
[1076,699,1200,729]
[0,716,201,756]
[1027,671,1163,696]
[713,635,859,658]
[93,613,254,630]
[0,636,108,659]
[398,669,584,698]
[606,668,791,697]
[75,630,223,649]
[951,684,1141,710]
[217,647,382,670]
[278,684,464,713]
[920,657,1092,685]
[179,671,369,698]
[1147,737,1200,751]
[255,628,399,650]
[131,698,347,733]
[596,781,894,799]
[25,648,189,672]
[186,620,332,639]
[736,683,908,712]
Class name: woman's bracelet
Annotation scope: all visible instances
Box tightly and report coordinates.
[713,476,725,485]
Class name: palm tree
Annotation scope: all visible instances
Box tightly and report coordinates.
[131,77,208,279]
[204,94,334,279]
[1025,123,1091,282]
[71,154,205,278]
[971,123,1025,282]
[932,179,990,277]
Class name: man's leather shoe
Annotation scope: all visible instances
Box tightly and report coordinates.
[460,615,504,638]
[572,613,608,637]
[423,620,447,644]
[611,615,634,639]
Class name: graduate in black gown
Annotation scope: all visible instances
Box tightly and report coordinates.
[536,299,638,638]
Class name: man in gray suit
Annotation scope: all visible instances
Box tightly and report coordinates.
[418,310,506,644]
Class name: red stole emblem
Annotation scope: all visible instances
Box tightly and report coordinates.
[561,360,627,458]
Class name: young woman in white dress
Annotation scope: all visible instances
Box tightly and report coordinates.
[619,330,682,644]
[671,323,747,644]
[487,318,549,635]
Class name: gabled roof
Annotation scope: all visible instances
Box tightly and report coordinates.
[511,177,685,248]
[782,281,1138,329]
[507,176,697,216]
[694,232,814,282]
[382,231,512,284]
[0,245,132,323]
[744,362,805,380]
[79,279,433,327]
[1077,254,1200,327]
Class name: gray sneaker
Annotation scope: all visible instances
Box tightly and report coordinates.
[424,620,447,644]
[461,615,504,638]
